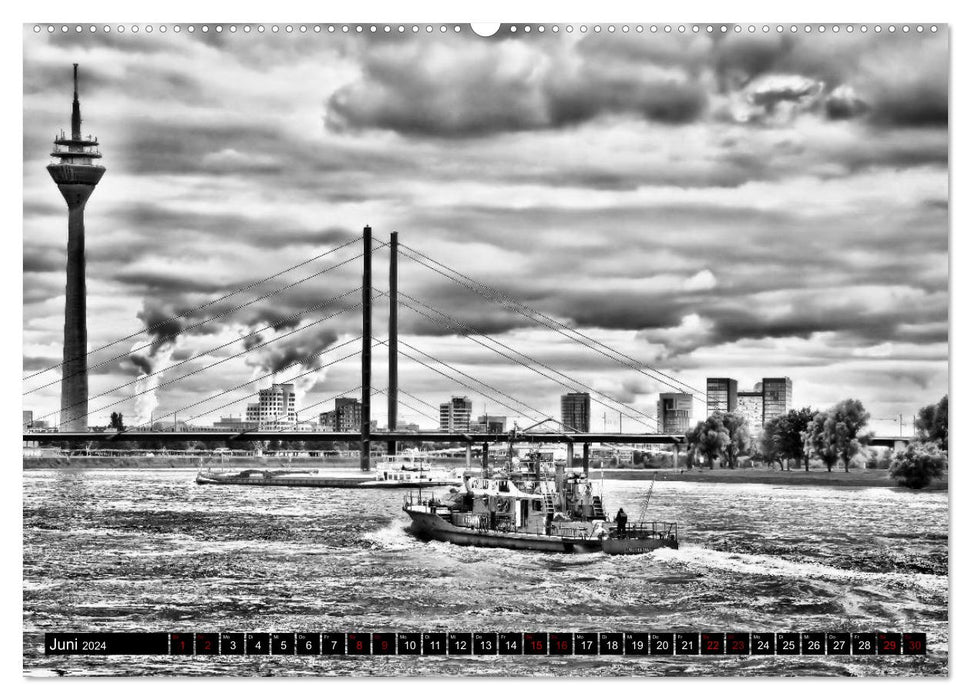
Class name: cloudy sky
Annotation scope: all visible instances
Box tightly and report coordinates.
[22,25,948,433]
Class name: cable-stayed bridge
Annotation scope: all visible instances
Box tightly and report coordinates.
[23,226,911,468]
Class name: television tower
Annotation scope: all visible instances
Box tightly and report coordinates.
[47,64,105,432]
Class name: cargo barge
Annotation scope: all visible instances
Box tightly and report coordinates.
[196,453,461,489]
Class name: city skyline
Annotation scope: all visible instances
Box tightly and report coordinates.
[23,28,948,434]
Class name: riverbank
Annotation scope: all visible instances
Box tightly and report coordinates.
[22,456,946,490]
[21,455,467,471]
[603,466,948,490]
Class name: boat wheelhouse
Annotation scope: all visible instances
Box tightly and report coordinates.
[403,452,678,554]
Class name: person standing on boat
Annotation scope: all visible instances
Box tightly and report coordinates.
[615,508,628,536]
[581,482,594,518]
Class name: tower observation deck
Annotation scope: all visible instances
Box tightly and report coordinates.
[47,64,105,432]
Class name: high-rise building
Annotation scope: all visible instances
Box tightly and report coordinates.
[561,392,591,432]
[762,377,793,424]
[656,393,693,434]
[23,410,34,429]
[737,391,764,435]
[48,65,105,432]
[319,397,363,432]
[439,396,473,432]
[246,383,297,429]
[706,378,738,415]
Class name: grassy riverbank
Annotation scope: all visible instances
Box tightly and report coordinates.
[22,456,945,490]
[603,466,948,490]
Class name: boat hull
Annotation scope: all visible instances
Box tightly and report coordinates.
[601,537,678,555]
[404,507,603,553]
[196,472,458,489]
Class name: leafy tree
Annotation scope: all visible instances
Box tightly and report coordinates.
[778,407,817,471]
[889,442,948,489]
[721,412,751,469]
[804,411,840,472]
[758,418,785,470]
[803,400,871,472]
[830,399,871,471]
[109,412,125,430]
[916,395,948,450]
[686,414,730,469]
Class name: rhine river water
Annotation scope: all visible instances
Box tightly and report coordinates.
[23,468,948,677]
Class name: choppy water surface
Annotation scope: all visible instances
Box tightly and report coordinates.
[23,469,948,677]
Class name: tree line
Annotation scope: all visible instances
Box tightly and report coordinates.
[684,394,948,489]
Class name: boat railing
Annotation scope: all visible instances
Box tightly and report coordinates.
[616,521,678,540]
[552,526,597,540]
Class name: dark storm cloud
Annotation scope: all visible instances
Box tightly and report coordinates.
[127,353,153,376]
[117,268,363,375]
[241,332,264,351]
[23,247,62,273]
[707,303,948,346]
[117,121,290,176]
[104,203,357,258]
[869,81,949,127]
[22,28,949,422]
[713,34,798,90]
[325,37,707,138]
[112,271,232,295]
[750,78,820,108]
[710,31,949,129]
[824,87,870,120]
[23,356,58,372]
[401,201,946,288]
[136,303,189,355]
[22,275,62,305]
[248,326,341,374]
[26,54,212,109]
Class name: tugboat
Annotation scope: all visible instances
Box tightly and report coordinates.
[403,451,678,554]
[196,450,461,489]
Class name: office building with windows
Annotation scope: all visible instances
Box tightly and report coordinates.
[762,377,793,424]
[473,414,507,433]
[706,377,738,415]
[737,390,764,435]
[439,396,473,432]
[245,383,297,429]
[320,397,363,432]
[561,392,591,433]
[656,393,693,434]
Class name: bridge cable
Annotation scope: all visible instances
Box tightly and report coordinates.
[371,387,441,425]
[25,287,362,399]
[375,336,569,432]
[24,236,366,381]
[24,243,383,395]
[126,338,364,431]
[388,290,658,431]
[398,243,706,403]
[31,302,363,426]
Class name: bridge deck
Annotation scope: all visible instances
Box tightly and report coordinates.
[22,431,911,448]
[26,430,685,445]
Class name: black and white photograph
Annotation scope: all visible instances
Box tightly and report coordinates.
[20,17,950,680]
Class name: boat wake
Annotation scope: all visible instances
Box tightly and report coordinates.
[361,520,421,551]
[653,544,947,594]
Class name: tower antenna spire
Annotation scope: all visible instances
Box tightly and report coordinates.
[49,63,105,433]
[71,63,81,140]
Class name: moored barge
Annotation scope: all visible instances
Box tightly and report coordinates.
[196,452,461,489]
